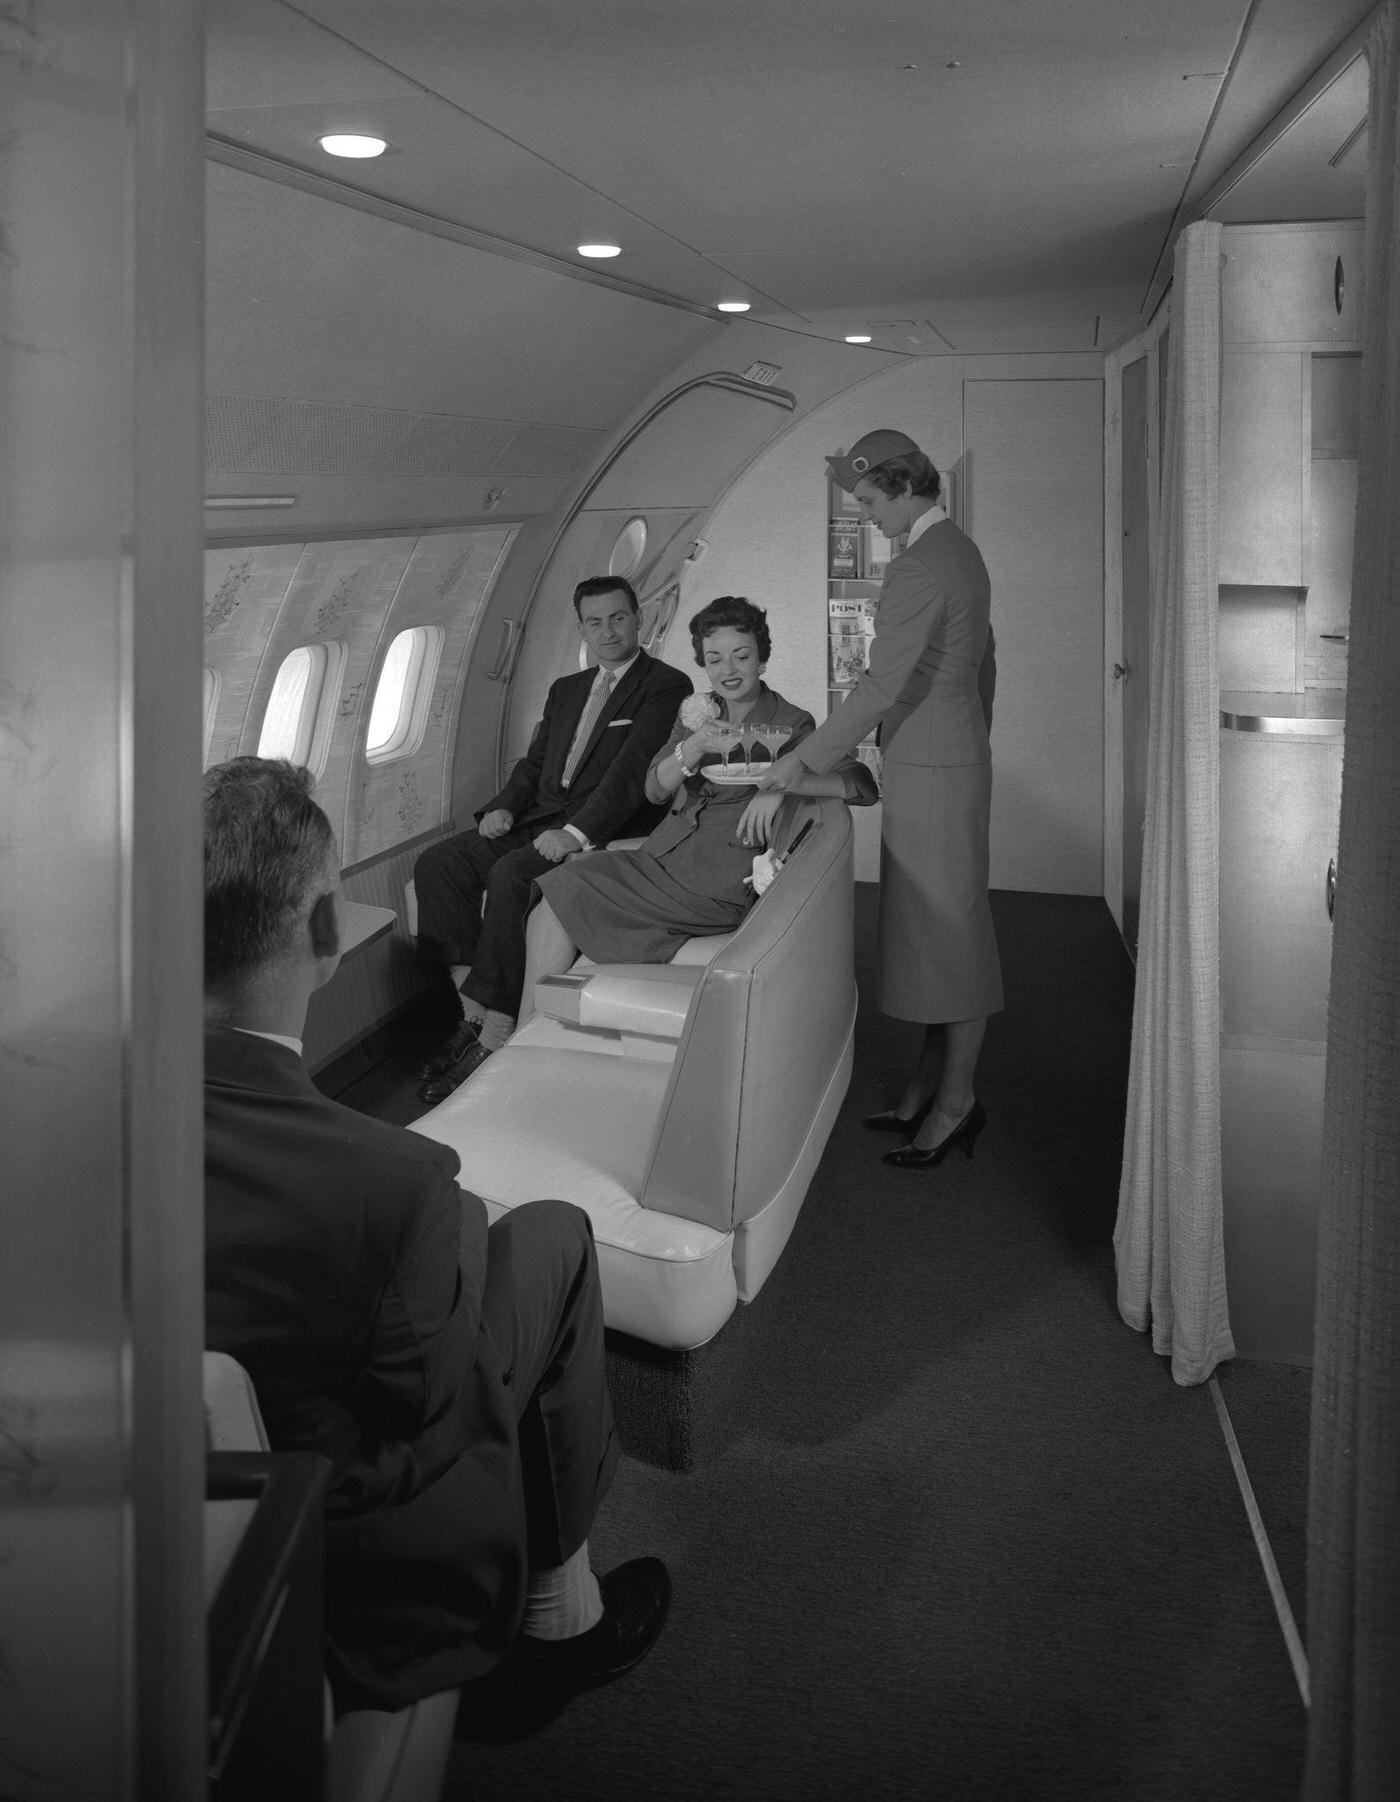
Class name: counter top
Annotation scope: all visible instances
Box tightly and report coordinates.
[338,899,397,958]
[1220,690,1345,736]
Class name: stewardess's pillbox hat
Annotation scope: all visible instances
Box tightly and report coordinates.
[826,428,923,493]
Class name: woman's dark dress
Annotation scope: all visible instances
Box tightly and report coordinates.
[536,685,820,963]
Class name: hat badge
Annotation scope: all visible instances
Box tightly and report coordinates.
[851,455,870,473]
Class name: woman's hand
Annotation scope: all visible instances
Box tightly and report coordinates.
[737,790,785,848]
[683,721,730,765]
[754,749,805,794]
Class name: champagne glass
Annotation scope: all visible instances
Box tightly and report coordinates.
[711,717,741,774]
[737,723,760,775]
[759,723,788,767]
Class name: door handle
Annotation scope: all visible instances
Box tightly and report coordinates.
[1326,857,1337,922]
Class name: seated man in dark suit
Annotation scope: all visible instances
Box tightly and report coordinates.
[413,574,691,1100]
[203,757,670,1725]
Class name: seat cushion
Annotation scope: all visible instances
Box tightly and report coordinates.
[411,1045,738,1349]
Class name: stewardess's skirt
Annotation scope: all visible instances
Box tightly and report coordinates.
[877,758,1004,1022]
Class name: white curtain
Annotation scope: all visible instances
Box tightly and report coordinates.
[1113,220,1236,1387]
[1304,7,1400,1795]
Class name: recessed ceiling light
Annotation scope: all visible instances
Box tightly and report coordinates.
[845,334,873,344]
[717,301,751,313]
[319,134,387,158]
[578,243,622,258]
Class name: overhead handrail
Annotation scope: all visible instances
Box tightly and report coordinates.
[486,618,526,684]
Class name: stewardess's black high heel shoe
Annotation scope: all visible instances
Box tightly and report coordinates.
[863,1094,936,1134]
[882,1099,987,1170]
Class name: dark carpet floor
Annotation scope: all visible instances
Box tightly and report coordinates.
[338,886,1312,1802]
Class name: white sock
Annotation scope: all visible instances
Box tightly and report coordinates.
[522,1542,604,1641]
[476,1008,515,1052]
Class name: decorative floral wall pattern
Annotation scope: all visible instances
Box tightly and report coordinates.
[314,568,364,636]
[205,557,253,632]
[395,768,424,834]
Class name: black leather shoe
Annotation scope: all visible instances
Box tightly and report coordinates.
[416,1017,483,1081]
[526,1557,672,1694]
[883,1099,988,1169]
[455,1558,673,1744]
[863,1095,936,1134]
[416,1039,491,1104]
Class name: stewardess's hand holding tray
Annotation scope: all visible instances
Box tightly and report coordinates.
[754,748,806,793]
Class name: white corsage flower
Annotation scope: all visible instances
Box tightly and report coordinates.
[679,692,721,730]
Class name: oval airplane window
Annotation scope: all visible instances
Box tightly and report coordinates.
[366,625,443,764]
[609,516,648,579]
[257,641,343,776]
[258,645,317,763]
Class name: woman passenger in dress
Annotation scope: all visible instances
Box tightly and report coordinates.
[519,596,877,1008]
[758,429,1003,1171]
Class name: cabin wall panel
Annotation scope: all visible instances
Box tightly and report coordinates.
[248,538,419,845]
[203,542,307,764]
[348,526,516,863]
[205,526,514,858]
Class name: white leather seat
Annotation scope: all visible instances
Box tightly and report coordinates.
[412,797,857,1350]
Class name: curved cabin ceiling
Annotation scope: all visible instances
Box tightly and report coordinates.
[205,0,1373,527]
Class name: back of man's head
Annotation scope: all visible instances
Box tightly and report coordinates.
[204,757,335,990]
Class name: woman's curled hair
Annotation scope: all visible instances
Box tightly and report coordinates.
[864,451,941,502]
[687,595,771,666]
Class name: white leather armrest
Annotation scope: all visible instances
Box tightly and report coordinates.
[534,963,704,1038]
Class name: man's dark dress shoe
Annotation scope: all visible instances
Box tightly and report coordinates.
[417,1016,482,1081]
[883,1099,988,1169]
[416,1039,491,1104]
[455,1557,672,1744]
[527,1557,672,1694]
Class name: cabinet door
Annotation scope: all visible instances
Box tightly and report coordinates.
[1221,224,1362,344]
[1219,351,1305,586]
[1218,731,1341,1045]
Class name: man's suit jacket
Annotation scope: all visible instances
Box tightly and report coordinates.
[204,1024,527,1710]
[483,647,691,844]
